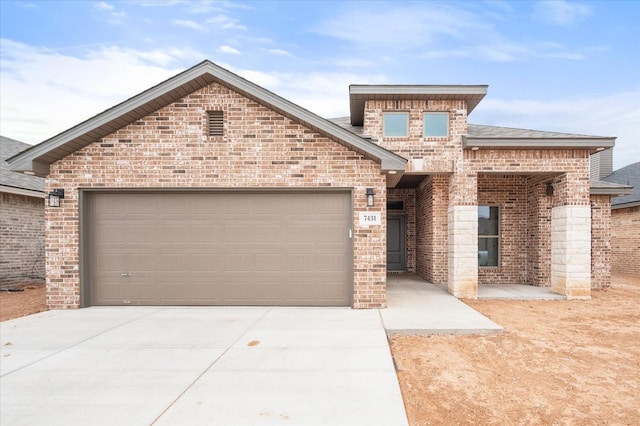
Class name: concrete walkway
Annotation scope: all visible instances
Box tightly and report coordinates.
[1,307,408,426]
[381,275,503,335]
[478,283,566,300]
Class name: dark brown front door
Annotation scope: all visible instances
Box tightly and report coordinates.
[387,215,405,271]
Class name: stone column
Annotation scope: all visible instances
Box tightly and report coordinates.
[551,174,592,299]
[447,171,478,298]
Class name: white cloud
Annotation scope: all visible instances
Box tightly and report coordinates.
[218,45,241,55]
[94,1,126,23]
[226,67,389,118]
[317,2,595,63]
[205,14,247,30]
[0,39,201,143]
[173,19,205,30]
[94,2,114,11]
[0,40,388,145]
[533,0,592,25]
[315,4,475,49]
[266,48,291,56]
[473,91,640,169]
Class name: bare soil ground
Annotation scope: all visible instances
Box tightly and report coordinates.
[390,274,640,425]
[0,283,47,321]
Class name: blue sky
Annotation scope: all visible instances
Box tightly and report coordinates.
[1,0,638,169]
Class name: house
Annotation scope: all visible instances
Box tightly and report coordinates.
[7,60,631,309]
[602,162,640,276]
[1,136,45,286]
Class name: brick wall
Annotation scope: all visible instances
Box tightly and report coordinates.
[415,175,449,284]
[477,174,527,284]
[526,176,553,286]
[590,195,611,287]
[610,206,640,277]
[364,100,467,173]
[45,81,386,309]
[0,193,45,286]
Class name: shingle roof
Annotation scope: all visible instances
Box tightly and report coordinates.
[467,124,606,139]
[329,117,366,136]
[602,162,640,207]
[464,124,615,150]
[1,136,44,194]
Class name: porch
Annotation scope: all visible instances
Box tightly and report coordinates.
[381,274,564,335]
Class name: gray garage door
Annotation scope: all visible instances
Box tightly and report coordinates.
[87,191,352,306]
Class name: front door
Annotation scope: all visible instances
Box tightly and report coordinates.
[387,215,406,271]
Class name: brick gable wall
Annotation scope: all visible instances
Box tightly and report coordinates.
[45,81,386,309]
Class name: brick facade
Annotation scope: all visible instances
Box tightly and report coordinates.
[25,63,616,307]
[610,206,640,277]
[0,193,45,286]
[46,81,386,309]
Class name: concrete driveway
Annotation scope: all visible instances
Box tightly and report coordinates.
[1,307,408,426]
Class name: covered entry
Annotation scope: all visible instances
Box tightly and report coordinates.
[84,191,352,306]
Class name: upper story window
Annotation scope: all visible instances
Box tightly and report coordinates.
[383,112,409,137]
[424,112,449,137]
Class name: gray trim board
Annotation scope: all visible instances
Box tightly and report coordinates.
[0,185,45,198]
[589,180,633,196]
[8,60,406,176]
[612,201,640,210]
[463,137,615,150]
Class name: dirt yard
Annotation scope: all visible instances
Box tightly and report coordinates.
[0,283,47,321]
[2,277,639,424]
[390,274,640,425]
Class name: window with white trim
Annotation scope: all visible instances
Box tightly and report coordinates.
[478,206,499,267]
[383,112,409,137]
[424,112,449,137]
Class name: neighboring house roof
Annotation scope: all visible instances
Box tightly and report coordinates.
[0,136,45,198]
[602,162,640,208]
[464,124,615,151]
[7,60,407,178]
[349,85,488,126]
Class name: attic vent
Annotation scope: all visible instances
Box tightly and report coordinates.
[207,110,224,136]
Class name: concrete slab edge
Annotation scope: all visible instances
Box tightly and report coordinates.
[385,327,504,336]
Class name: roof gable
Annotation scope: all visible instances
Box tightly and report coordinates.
[8,60,406,177]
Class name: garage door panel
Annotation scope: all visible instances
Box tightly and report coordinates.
[90,191,351,306]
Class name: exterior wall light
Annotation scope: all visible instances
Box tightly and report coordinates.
[366,188,375,207]
[48,189,65,207]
